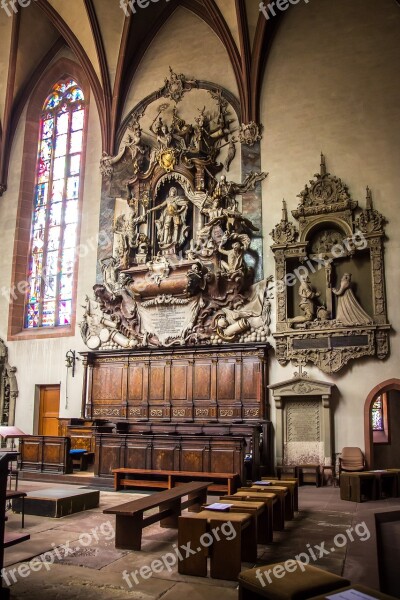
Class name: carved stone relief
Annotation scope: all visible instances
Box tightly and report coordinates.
[269,371,334,467]
[271,155,391,373]
[239,122,262,147]
[0,340,18,426]
[286,400,320,442]
[81,70,271,350]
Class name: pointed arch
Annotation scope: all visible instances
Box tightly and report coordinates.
[35,0,106,148]
[364,379,400,468]
[111,0,243,149]
[84,0,112,151]
[250,10,283,122]
[8,58,90,341]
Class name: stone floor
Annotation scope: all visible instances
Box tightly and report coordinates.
[1,479,399,599]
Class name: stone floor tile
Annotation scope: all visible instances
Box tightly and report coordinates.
[3,480,399,599]
[161,581,238,600]
[4,530,82,567]
[6,563,175,599]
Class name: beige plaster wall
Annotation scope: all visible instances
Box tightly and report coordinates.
[14,4,59,98]
[92,0,126,89]
[124,6,240,119]
[261,0,400,453]
[214,0,240,50]
[48,0,101,83]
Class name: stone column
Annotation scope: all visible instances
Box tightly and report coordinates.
[96,184,116,283]
[241,141,263,282]
[322,394,332,465]
[274,395,283,466]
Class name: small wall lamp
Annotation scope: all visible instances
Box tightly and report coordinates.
[65,350,79,377]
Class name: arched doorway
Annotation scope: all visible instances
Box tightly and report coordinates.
[364,379,400,468]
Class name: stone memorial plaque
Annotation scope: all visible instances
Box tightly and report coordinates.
[286,400,320,442]
[137,298,200,344]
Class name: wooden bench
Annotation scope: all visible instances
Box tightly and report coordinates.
[239,485,292,529]
[224,491,279,537]
[104,480,211,550]
[262,477,299,512]
[70,450,94,471]
[178,509,257,580]
[113,468,240,495]
[204,499,269,544]
[220,494,275,544]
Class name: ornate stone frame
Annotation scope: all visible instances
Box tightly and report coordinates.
[269,373,334,467]
[0,339,18,426]
[271,156,390,373]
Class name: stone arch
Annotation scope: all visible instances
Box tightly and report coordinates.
[364,379,400,468]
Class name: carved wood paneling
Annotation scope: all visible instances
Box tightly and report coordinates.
[19,436,72,474]
[217,361,236,401]
[128,364,144,401]
[95,433,247,481]
[92,364,125,402]
[149,364,166,401]
[81,344,268,423]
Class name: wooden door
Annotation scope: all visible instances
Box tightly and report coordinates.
[38,385,60,436]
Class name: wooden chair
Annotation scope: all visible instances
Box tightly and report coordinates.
[339,447,365,479]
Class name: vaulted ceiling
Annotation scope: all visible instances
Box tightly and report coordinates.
[0,0,285,193]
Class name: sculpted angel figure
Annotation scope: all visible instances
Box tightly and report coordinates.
[171,107,192,149]
[199,190,258,241]
[148,187,189,247]
[100,257,120,298]
[196,196,225,244]
[100,116,147,175]
[333,273,372,325]
[219,239,245,275]
[150,116,173,149]
[212,172,268,211]
[113,197,146,268]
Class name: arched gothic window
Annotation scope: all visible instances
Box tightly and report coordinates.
[25,79,86,329]
[372,396,384,431]
[372,392,389,444]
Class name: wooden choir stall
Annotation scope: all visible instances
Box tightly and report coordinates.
[79,344,271,484]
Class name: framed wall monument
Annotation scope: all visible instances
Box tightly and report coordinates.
[271,155,391,374]
[80,68,271,351]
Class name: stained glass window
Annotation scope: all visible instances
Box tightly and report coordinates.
[25,79,85,329]
[372,396,384,431]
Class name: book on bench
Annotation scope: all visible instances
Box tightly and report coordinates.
[205,503,233,511]
[254,481,272,486]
